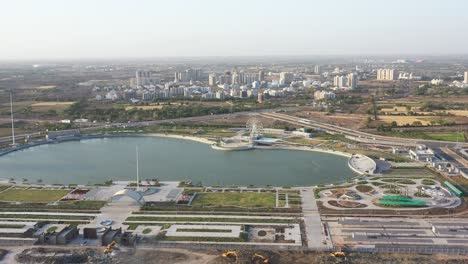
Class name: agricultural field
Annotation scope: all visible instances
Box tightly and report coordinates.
[378,115,432,126]
[191,192,276,208]
[0,188,70,203]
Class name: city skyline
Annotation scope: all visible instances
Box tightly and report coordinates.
[1,0,468,60]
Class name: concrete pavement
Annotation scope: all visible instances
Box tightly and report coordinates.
[300,187,328,249]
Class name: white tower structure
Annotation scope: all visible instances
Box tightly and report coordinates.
[10,92,15,146]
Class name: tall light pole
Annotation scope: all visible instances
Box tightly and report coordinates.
[10,91,15,146]
[136,146,139,192]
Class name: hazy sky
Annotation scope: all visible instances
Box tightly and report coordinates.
[1,0,467,60]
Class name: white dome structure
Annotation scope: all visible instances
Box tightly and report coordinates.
[110,189,145,206]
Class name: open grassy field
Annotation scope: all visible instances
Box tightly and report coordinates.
[383,168,437,178]
[379,131,465,142]
[191,192,276,208]
[0,189,70,203]
[0,127,28,137]
[0,101,73,114]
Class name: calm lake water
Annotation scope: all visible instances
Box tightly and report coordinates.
[0,137,356,186]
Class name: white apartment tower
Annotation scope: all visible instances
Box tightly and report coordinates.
[208,73,217,86]
[347,73,358,89]
[334,75,347,88]
[464,71,468,84]
[377,69,398,81]
[279,72,293,85]
[314,65,321,74]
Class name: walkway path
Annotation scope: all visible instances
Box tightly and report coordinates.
[300,187,328,249]
[83,204,139,230]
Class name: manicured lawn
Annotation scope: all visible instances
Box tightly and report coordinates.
[191,192,276,208]
[47,226,58,233]
[0,214,93,220]
[0,189,70,203]
[0,224,25,228]
[176,228,232,233]
[421,179,435,185]
[0,185,11,192]
[57,200,107,210]
[125,216,293,224]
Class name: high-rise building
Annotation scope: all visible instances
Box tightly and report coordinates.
[216,91,225,100]
[135,70,151,86]
[208,73,217,86]
[347,73,358,89]
[258,70,265,81]
[231,71,240,85]
[464,71,468,84]
[334,75,347,88]
[224,71,232,85]
[314,65,321,74]
[279,72,293,85]
[175,69,203,82]
[377,69,398,81]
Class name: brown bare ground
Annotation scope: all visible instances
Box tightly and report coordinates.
[116,248,217,264]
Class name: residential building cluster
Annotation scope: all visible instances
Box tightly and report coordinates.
[174,69,203,83]
[208,71,261,86]
[376,69,398,81]
[333,73,358,89]
[314,90,336,100]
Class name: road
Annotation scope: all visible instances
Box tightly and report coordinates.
[260,112,468,148]
[2,108,467,149]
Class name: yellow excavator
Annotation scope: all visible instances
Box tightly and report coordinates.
[103,241,117,255]
[221,250,239,262]
[330,250,347,261]
[252,253,269,264]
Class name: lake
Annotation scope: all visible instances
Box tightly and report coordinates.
[0,137,356,186]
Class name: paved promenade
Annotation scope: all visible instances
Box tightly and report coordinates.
[300,187,328,249]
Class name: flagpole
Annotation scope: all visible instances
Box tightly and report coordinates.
[136,146,139,191]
